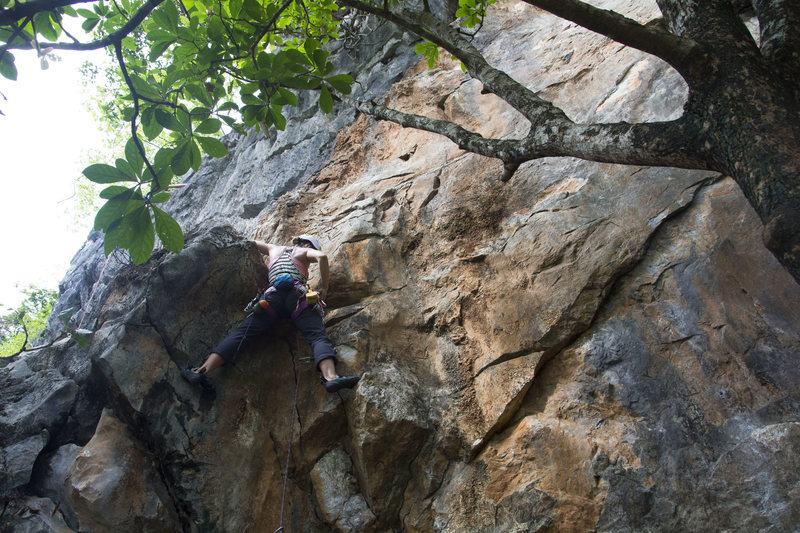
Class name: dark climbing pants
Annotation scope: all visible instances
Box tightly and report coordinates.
[212,289,336,369]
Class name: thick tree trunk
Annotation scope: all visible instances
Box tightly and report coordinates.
[660,0,800,281]
[700,70,800,281]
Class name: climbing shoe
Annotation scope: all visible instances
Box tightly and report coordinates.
[322,375,360,393]
[181,367,212,390]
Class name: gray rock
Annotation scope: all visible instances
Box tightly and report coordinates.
[0,357,77,491]
[0,496,77,533]
[310,446,376,532]
[346,364,431,524]
[65,409,181,533]
[31,444,82,529]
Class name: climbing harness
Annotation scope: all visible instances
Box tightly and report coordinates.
[244,280,326,320]
[274,341,302,533]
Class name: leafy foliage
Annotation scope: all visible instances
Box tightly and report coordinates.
[1,0,356,264]
[0,0,496,266]
[455,0,496,29]
[0,286,58,357]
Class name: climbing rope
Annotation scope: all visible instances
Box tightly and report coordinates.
[275,341,301,533]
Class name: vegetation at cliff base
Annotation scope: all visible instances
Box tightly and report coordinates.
[0,286,58,357]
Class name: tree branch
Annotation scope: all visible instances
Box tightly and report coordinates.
[9,316,29,358]
[249,0,295,59]
[753,0,800,98]
[339,0,569,128]
[522,0,698,75]
[344,93,709,181]
[528,118,709,170]
[0,0,93,26]
[2,0,164,51]
[113,41,162,191]
[342,94,519,160]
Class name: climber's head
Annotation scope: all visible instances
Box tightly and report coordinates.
[294,234,321,251]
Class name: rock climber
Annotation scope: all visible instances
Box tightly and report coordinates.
[181,235,360,393]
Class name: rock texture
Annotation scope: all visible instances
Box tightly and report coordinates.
[3,1,800,531]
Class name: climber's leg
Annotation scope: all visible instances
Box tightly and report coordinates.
[195,352,226,375]
[293,308,359,392]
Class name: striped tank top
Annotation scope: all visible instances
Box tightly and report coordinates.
[268,247,309,285]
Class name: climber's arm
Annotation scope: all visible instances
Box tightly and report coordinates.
[306,248,330,298]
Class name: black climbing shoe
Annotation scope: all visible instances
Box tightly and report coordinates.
[181,367,212,390]
[322,375,360,393]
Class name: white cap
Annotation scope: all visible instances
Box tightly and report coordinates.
[296,234,321,251]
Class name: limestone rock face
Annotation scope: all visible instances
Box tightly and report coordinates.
[66,409,181,532]
[3,0,800,531]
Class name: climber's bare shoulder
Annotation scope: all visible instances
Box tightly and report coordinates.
[294,247,326,265]
[255,240,284,263]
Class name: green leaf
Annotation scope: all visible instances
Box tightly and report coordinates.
[281,76,314,90]
[197,135,228,157]
[100,185,133,199]
[128,207,155,264]
[270,107,286,130]
[171,138,193,175]
[207,17,225,40]
[34,12,58,41]
[130,74,163,100]
[190,138,202,171]
[115,158,139,180]
[58,307,78,326]
[81,17,99,32]
[229,0,243,18]
[104,216,135,253]
[191,106,212,117]
[0,51,17,81]
[83,163,137,184]
[154,0,179,31]
[125,137,145,175]
[176,26,194,42]
[122,36,137,50]
[155,109,184,132]
[241,94,264,105]
[312,48,330,71]
[242,0,264,20]
[73,332,91,347]
[154,146,174,173]
[149,38,174,61]
[94,194,132,231]
[142,108,164,140]
[152,206,184,252]
[194,118,221,134]
[319,84,333,113]
[256,51,273,70]
[186,82,213,106]
[304,37,321,56]
[176,108,192,134]
[282,48,311,67]
[103,228,118,256]
[325,74,353,94]
[150,192,171,203]
[277,87,298,106]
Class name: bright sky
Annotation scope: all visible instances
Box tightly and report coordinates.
[0,49,107,309]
